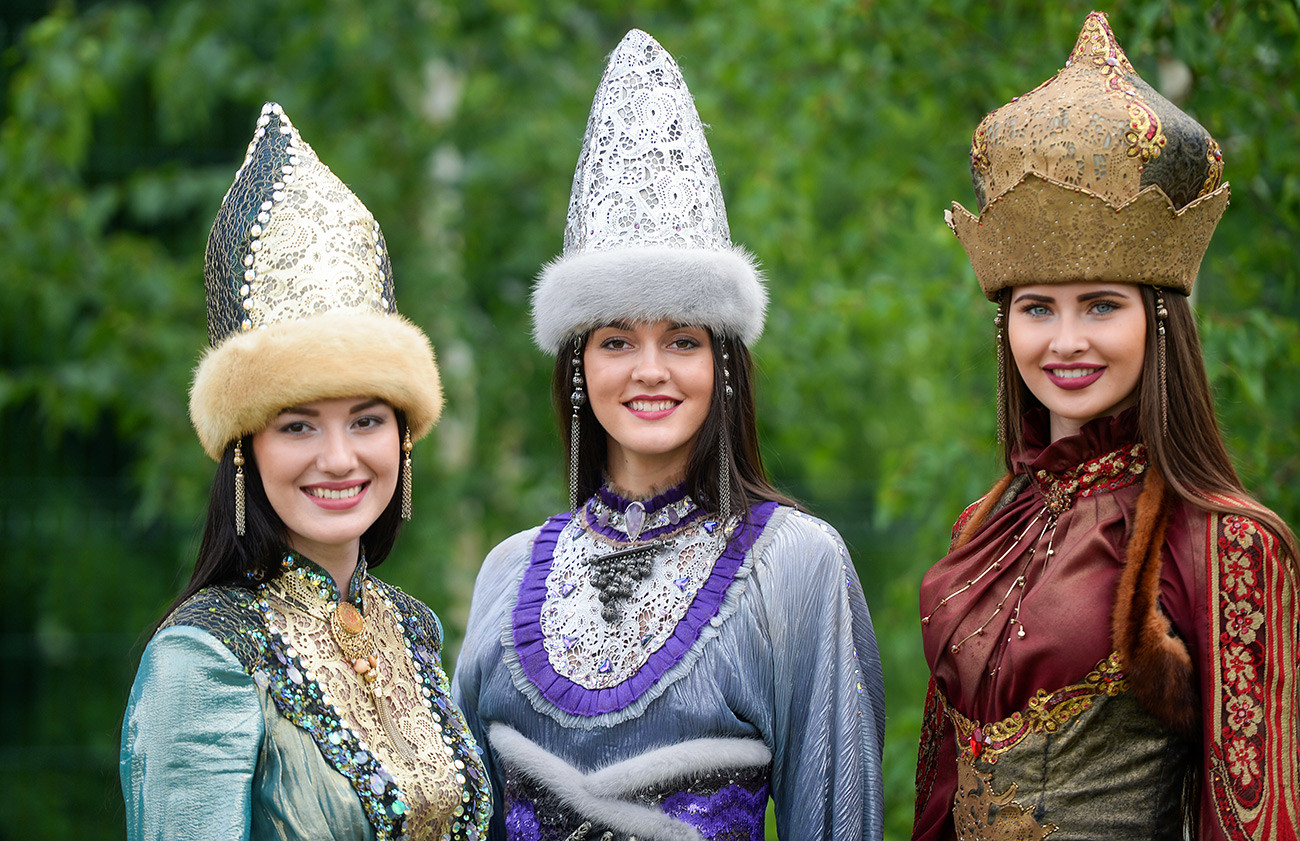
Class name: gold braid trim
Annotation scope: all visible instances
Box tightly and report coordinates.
[945,653,1128,762]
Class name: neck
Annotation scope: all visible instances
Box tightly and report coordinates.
[289,538,361,594]
[604,444,689,498]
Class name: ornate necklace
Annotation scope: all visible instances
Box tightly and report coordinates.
[266,555,418,764]
[923,443,1147,668]
[580,485,728,623]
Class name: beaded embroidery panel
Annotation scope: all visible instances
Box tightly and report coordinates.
[160,567,491,841]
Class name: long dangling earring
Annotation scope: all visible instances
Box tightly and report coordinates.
[400,427,413,521]
[233,440,247,537]
[994,304,1007,444]
[718,337,733,532]
[569,335,586,513]
[1154,288,1169,436]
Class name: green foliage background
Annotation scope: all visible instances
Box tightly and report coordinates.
[3,1,1296,837]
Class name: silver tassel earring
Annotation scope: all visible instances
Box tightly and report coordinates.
[718,337,733,533]
[569,335,586,513]
[994,304,1007,444]
[233,440,246,537]
[400,427,413,520]
[1155,288,1169,436]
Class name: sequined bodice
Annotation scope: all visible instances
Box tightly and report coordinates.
[263,560,464,838]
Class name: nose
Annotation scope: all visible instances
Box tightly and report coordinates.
[316,426,358,475]
[1048,312,1088,357]
[631,344,669,385]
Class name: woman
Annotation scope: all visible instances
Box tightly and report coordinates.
[452,30,885,841]
[913,13,1299,840]
[120,103,491,841]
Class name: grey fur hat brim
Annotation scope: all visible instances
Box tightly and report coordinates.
[531,244,766,353]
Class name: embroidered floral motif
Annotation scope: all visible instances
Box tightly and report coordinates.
[1205,510,1296,839]
[914,679,945,831]
[1032,442,1146,513]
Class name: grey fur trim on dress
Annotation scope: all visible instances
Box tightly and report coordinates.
[531,244,767,353]
[488,724,771,840]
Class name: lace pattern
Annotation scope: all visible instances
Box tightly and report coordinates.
[541,516,728,690]
[563,29,731,256]
[266,579,463,837]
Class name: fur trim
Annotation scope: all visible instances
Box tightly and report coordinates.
[1110,468,1200,737]
[953,472,1019,550]
[488,723,770,840]
[531,244,767,353]
[189,310,441,460]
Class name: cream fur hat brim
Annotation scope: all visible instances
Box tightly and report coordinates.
[189,310,441,461]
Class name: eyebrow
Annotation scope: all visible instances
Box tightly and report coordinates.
[278,398,383,417]
[1012,288,1133,304]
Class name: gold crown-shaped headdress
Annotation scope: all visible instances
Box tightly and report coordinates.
[947,11,1229,300]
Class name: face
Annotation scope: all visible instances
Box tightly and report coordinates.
[1008,283,1147,442]
[251,397,400,567]
[584,320,714,492]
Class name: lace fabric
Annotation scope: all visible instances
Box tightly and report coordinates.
[541,516,727,690]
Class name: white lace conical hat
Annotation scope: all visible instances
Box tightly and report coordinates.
[531,29,766,353]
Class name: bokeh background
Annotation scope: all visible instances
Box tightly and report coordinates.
[4,0,1297,838]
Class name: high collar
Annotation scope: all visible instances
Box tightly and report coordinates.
[584,480,705,542]
[276,550,368,607]
[1014,407,1140,477]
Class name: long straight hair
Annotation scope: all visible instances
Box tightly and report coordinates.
[994,286,1298,565]
[551,329,797,520]
[157,414,408,630]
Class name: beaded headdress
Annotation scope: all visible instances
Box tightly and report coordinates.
[947,11,1230,300]
[530,29,766,353]
[189,102,442,460]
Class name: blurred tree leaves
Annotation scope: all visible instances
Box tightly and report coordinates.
[2,1,1296,838]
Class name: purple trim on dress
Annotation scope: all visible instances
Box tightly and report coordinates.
[663,783,770,841]
[512,501,778,717]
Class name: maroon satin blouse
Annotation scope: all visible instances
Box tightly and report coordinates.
[920,409,1198,724]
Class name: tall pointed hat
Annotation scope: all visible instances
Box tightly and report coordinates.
[189,102,442,459]
[531,29,766,353]
[947,11,1230,299]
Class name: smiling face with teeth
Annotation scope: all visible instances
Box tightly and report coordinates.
[584,320,714,495]
[1008,282,1147,442]
[251,396,401,581]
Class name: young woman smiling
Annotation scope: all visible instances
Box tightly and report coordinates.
[452,30,885,841]
[120,104,490,841]
[912,14,1298,841]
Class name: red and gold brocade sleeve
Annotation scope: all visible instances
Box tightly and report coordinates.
[912,677,959,841]
[1199,511,1300,841]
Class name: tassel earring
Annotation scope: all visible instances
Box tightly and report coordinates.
[994,304,1007,444]
[718,337,733,533]
[1155,288,1169,436]
[569,335,586,512]
[233,440,246,537]
[400,427,413,521]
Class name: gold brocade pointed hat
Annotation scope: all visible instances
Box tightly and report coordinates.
[947,11,1229,300]
[189,102,442,460]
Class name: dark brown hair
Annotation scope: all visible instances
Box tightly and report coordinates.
[551,329,797,519]
[994,286,1298,564]
[157,413,408,630]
